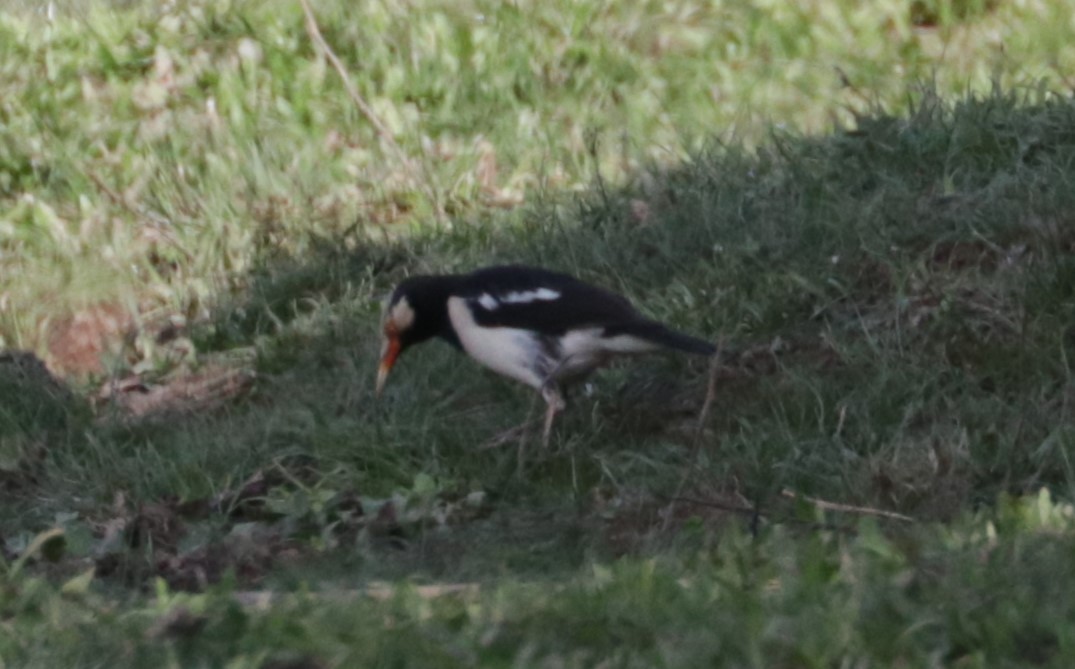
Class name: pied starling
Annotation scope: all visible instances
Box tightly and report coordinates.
[377,265,715,445]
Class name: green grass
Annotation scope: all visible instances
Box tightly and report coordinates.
[6,495,1075,666]
[2,0,1075,666]
[1,0,1074,354]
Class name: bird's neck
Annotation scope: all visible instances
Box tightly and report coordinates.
[411,274,465,348]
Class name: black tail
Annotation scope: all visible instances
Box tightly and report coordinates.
[607,320,717,356]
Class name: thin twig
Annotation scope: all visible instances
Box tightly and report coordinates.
[298,0,444,222]
[692,348,722,448]
[781,489,915,522]
[662,343,723,530]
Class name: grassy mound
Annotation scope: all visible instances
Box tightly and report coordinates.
[1,0,1074,666]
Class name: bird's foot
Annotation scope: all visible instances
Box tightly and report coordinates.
[541,410,554,450]
[478,419,539,451]
[540,383,566,450]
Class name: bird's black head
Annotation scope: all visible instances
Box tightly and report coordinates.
[376,274,456,395]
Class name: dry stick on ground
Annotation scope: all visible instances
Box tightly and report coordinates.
[660,495,861,535]
[781,489,915,523]
[662,343,724,531]
[298,0,445,223]
[660,487,915,530]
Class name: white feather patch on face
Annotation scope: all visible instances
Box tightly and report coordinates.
[477,293,499,311]
[387,296,416,332]
[500,288,561,304]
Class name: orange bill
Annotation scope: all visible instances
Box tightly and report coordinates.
[376,335,402,396]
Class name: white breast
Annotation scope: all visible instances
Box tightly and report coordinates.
[446,297,545,389]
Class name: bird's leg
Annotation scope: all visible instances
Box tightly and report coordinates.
[540,382,566,450]
[515,393,539,477]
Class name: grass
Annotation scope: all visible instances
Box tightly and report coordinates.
[6,497,1075,666]
[1,0,1075,666]
[1,0,1074,356]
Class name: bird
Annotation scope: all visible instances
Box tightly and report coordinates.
[376,264,717,447]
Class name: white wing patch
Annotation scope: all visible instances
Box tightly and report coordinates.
[560,329,657,359]
[501,288,561,304]
[597,334,661,354]
[477,293,499,311]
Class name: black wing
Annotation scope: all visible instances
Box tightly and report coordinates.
[458,265,643,335]
[604,320,716,355]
